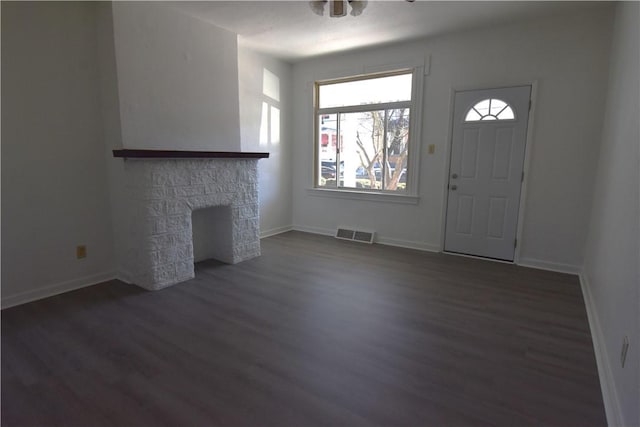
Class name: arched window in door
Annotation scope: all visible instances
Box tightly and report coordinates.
[465,98,515,122]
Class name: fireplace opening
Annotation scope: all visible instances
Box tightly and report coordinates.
[192,205,234,264]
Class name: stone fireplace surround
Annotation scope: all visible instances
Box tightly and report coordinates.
[113,150,269,291]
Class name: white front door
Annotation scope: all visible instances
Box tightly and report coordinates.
[444,86,531,261]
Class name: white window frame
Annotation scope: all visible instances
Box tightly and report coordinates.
[310,65,424,203]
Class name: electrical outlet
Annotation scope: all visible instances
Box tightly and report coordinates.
[76,245,87,259]
[621,336,629,368]
[428,144,436,154]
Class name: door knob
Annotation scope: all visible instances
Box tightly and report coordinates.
[450,184,458,191]
[451,173,458,179]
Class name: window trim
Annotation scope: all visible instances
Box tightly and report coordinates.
[312,66,424,198]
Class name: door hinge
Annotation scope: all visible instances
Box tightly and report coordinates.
[529,100,532,111]
[521,171,525,182]
[514,239,518,248]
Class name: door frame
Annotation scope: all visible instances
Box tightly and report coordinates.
[438,81,539,265]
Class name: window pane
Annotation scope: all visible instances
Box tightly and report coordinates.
[497,106,515,120]
[474,99,490,116]
[384,108,410,192]
[465,109,482,121]
[319,73,412,109]
[338,111,385,190]
[318,114,337,188]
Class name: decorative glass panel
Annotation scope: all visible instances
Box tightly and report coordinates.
[465,109,482,121]
[497,108,515,120]
[465,98,515,122]
[489,99,507,115]
[474,99,491,116]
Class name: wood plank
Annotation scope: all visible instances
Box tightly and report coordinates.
[112,149,269,159]
[1,231,606,426]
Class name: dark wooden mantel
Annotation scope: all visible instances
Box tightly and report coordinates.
[113,149,269,159]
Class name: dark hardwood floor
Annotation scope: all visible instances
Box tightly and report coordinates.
[1,231,606,426]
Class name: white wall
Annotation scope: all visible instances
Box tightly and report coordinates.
[1,2,115,307]
[582,3,639,426]
[111,2,241,151]
[291,8,613,269]
[238,47,293,236]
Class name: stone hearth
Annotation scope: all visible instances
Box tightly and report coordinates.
[114,152,267,290]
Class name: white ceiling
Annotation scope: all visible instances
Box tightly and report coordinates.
[170,1,607,62]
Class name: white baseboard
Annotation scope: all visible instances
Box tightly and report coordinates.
[292,224,335,237]
[444,250,515,265]
[1,271,116,309]
[260,225,294,239]
[376,236,440,253]
[291,229,583,267]
[292,225,440,253]
[518,257,581,274]
[115,270,133,285]
[579,272,625,427]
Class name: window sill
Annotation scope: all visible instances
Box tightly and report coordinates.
[306,188,419,205]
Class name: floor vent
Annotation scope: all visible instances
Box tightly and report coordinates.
[335,228,375,244]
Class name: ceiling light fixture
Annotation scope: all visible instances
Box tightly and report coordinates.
[309,0,369,18]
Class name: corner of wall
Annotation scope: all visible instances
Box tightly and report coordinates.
[95,1,128,283]
[237,46,294,235]
[578,271,625,427]
[579,3,640,426]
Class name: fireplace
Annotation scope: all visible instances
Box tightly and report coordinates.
[113,150,269,290]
